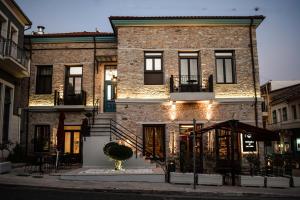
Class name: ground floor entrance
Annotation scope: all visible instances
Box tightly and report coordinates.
[104,65,117,112]
[64,125,82,163]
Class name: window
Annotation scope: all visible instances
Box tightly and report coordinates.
[282,107,288,121]
[2,86,12,142]
[292,105,297,120]
[36,66,53,94]
[143,125,165,161]
[272,110,277,124]
[144,52,163,85]
[0,11,8,39]
[34,125,50,152]
[278,109,282,122]
[215,51,236,83]
[65,66,82,94]
[179,52,199,84]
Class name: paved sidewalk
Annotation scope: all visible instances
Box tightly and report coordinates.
[0,167,300,198]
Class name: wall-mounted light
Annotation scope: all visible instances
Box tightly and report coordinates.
[111,75,118,83]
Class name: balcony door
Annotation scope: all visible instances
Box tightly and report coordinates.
[179,52,200,92]
[104,66,117,112]
[65,66,83,105]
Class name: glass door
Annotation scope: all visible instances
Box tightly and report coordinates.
[104,66,117,112]
[64,126,82,163]
[179,54,200,92]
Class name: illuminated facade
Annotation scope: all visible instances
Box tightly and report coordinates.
[25,16,265,172]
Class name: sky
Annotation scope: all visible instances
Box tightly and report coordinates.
[16,0,300,84]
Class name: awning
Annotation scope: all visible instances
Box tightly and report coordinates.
[194,120,280,141]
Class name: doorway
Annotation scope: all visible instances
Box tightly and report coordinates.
[104,66,117,112]
[143,125,165,161]
[179,124,203,172]
[64,126,82,163]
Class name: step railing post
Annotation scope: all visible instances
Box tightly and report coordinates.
[109,119,112,141]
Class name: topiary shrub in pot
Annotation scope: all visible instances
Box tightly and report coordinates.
[103,141,133,170]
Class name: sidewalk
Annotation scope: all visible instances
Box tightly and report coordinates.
[0,167,300,198]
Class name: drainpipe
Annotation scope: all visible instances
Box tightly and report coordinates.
[249,18,258,127]
[92,36,96,123]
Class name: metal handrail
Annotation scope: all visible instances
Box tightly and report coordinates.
[0,35,30,68]
[110,119,143,141]
[170,74,213,93]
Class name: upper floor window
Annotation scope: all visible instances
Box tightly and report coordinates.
[292,105,297,120]
[144,52,163,85]
[282,107,288,121]
[36,65,53,94]
[215,51,236,84]
[272,110,277,124]
[34,125,50,152]
[65,66,82,94]
[0,11,8,39]
[9,23,18,44]
[179,52,199,84]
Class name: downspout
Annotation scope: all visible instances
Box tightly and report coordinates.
[92,36,96,123]
[25,36,32,155]
[249,18,258,127]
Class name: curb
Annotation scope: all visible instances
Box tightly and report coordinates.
[0,182,298,198]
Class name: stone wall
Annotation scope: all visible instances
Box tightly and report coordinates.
[117,26,261,99]
[29,41,117,107]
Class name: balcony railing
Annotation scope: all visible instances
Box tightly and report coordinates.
[54,90,87,106]
[170,75,213,93]
[0,35,30,69]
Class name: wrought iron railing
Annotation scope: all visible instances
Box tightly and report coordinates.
[170,75,213,93]
[0,35,30,69]
[54,90,87,105]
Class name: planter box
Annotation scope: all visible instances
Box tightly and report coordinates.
[240,175,265,187]
[293,177,300,187]
[0,162,12,174]
[198,174,223,186]
[266,177,290,188]
[170,172,194,184]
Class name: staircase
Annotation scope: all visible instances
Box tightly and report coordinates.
[82,112,164,171]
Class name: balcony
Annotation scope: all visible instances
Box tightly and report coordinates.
[0,36,30,78]
[54,90,87,109]
[169,75,214,101]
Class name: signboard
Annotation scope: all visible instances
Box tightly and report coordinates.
[297,138,300,151]
[242,133,257,152]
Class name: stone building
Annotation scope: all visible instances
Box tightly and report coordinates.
[0,0,31,152]
[25,16,268,172]
[261,80,300,163]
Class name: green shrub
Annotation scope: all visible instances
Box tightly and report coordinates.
[103,142,133,161]
[7,144,26,163]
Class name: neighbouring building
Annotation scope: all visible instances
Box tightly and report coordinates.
[25,15,270,173]
[261,80,300,164]
[0,0,31,151]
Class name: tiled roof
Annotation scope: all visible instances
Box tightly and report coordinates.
[26,32,115,38]
[109,15,265,20]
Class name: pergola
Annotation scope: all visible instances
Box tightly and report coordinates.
[191,120,280,185]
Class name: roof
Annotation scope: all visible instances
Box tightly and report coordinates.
[109,15,265,33]
[194,120,279,141]
[5,0,32,25]
[270,83,300,105]
[26,32,114,38]
[268,80,300,91]
[109,16,265,20]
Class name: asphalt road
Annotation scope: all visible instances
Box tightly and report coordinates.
[0,184,298,200]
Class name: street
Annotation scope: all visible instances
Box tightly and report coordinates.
[0,184,297,200]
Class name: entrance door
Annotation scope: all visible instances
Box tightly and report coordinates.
[143,125,165,161]
[215,129,241,173]
[64,126,82,163]
[104,66,117,112]
[2,86,12,142]
[179,124,202,172]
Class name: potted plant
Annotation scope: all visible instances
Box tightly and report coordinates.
[103,141,133,170]
[0,141,13,174]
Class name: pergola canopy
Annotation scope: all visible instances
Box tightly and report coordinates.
[194,120,279,141]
